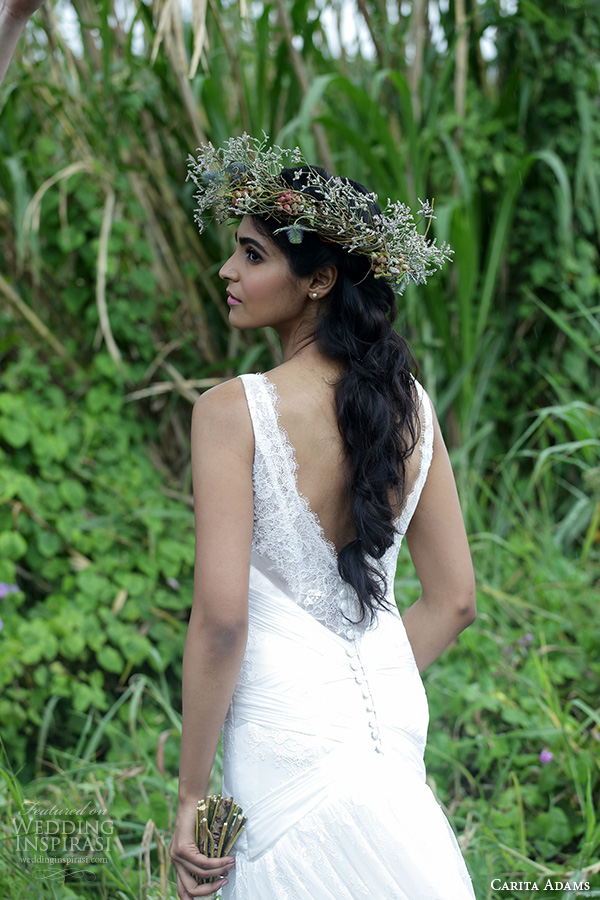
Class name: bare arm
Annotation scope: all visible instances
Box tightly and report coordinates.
[0,0,45,87]
[402,401,476,672]
[170,379,254,899]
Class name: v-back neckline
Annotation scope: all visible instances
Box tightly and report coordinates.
[257,372,342,562]
[254,370,431,558]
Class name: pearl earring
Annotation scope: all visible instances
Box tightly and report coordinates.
[312,292,318,299]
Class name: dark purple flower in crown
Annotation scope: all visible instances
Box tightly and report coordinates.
[226,161,247,184]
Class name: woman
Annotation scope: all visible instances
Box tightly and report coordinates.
[0,13,475,898]
[170,138,477,899]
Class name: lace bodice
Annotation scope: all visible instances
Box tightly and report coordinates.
[238,372,433,640]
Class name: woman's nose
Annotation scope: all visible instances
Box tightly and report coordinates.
[219,252,237,282]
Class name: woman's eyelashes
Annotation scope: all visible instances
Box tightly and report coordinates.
[231,241,261,264]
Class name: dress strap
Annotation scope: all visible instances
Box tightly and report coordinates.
[238,372,292,466]
[237,372,264,425]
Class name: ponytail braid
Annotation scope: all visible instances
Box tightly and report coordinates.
[315,261,420,623]
[252,166,421,625]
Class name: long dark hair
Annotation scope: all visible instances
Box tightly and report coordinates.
[253,166,420,624]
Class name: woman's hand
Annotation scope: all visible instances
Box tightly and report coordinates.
[170,801,235,898]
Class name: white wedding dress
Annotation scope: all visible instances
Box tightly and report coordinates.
[221,372,476,900]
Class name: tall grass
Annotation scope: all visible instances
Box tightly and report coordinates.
[0,674,223,899]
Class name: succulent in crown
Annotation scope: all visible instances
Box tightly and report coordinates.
[186,133,453,294]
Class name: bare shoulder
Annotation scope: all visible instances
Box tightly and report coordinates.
[192,377,253,463]
[194,375,249,416]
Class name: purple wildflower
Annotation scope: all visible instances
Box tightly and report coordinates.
[517,632,534,648]
[539,749,554,765]
[0,583,19,599]
[166,577,180,591]
[0,617,3,633]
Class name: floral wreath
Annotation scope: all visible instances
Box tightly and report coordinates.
[186,133,452,293]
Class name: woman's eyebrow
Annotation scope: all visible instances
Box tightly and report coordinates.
[236,233,268,254]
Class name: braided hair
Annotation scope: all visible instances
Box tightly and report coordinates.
[252,166,421,624]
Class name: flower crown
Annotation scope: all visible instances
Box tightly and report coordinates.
[186,133,452,293]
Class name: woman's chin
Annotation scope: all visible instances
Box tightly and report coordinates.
[228,310,255,330]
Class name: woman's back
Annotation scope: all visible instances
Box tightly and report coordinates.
[263,355,426,557]
[236,359,432,644]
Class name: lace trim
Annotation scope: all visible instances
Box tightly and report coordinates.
[258,372,433,542]
[257,373,340,560]
[244,722,326,775]
[240,373,355,637]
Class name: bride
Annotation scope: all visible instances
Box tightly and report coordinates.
[169,137,477,899]
[0,10,477,897]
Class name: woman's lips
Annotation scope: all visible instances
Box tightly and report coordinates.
[227,292,242,306]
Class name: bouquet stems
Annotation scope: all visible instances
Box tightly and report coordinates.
[195,795,247,885]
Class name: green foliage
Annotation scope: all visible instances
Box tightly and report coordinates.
[408,533,600,896]
[0,676,223,900]
[0,354,191,775]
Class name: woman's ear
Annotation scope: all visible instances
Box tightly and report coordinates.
[309,266,337,298]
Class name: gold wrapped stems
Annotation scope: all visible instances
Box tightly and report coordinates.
[195,795,247,885]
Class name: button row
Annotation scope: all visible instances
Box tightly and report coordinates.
[346,643,383,754]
